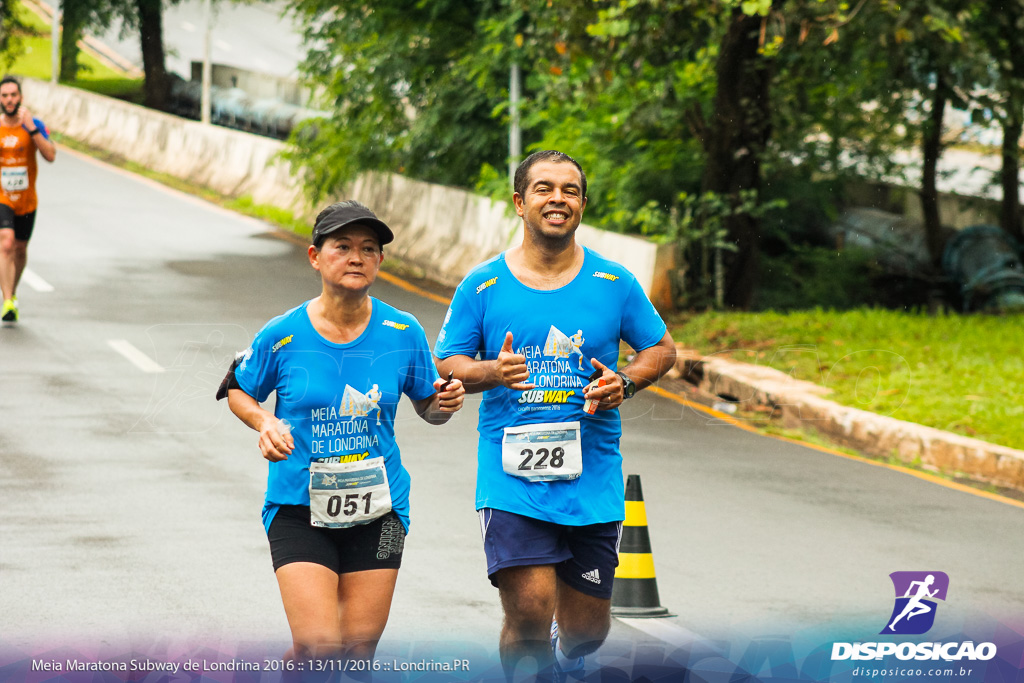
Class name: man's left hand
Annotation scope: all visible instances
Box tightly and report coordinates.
[584,358,623,411]
[18,106,33,129]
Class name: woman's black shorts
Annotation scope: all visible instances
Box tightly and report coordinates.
[267,505,406,574]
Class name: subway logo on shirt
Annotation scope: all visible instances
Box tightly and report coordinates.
[518,389,577,405]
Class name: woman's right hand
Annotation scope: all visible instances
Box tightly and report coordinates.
[259,417,294,462]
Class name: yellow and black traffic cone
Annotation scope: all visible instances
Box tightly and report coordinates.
[611,474,673,617]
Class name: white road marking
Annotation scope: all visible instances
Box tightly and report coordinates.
[21,268,54,292]
[108,339,165,374]
[616,617,707,648]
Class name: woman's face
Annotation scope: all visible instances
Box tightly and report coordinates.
[310,224,384,292]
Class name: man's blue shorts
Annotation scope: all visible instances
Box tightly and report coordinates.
[478,508,622,599]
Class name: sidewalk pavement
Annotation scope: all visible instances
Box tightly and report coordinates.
[672,347,1024,493]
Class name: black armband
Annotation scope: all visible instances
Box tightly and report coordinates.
[215,354,244,401]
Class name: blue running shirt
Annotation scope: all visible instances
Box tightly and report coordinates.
[434,248,666,525]
[236,298,438,533]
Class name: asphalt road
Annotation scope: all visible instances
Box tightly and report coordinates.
[2,149,1022,668]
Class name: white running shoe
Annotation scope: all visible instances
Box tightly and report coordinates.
[550,620,585,682]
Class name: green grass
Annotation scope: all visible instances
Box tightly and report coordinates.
[227,196,312,240]
[12,0,49,33]
[4,3,144,103]
[70,77,145,103]
[670,308,1024,450]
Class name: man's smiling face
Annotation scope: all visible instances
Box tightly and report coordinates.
[513,160,588,245]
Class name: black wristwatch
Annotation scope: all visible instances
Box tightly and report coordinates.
[617,372,636,399]
[25,127,39,135]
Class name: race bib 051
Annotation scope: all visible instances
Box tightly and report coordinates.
[308,456,392,528]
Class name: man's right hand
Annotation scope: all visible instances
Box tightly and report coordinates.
[17,106,33,129]
[496,331,534,390]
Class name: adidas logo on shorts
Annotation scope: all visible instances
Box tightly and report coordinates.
[582,568,601,584]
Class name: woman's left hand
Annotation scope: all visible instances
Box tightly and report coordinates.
[433,376,465,414]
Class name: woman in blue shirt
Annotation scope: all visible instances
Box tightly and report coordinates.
[224,201,464,663]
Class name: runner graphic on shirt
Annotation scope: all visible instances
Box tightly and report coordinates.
[366,384,383,425]
[543,325,586,371]
[341,384,383,425]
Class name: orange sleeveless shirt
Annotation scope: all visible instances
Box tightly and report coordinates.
[0,121,41,215]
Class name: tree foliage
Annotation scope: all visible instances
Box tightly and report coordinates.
[0,0,29,70]
[285,0,1024,309]
[285,1,516,203]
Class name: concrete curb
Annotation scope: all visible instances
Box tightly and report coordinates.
[677,348,1024,491]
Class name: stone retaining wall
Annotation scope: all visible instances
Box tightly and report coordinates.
[23,78,674,306]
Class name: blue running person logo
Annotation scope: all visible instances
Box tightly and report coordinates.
[881,571,949,635]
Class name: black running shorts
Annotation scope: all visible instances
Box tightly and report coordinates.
[267,505,406,573]
[0,206,36,242]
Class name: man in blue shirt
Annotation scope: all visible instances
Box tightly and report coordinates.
[434,151,676,680]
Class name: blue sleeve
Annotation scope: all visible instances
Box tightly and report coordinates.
[433,281,483,359]
[404,323,440,401]
[620,276,667,352]
[234,328,278,402]
[31,118,50,140]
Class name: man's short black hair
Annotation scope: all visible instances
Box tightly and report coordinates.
[513,150,587,200]
[0,75,22,93]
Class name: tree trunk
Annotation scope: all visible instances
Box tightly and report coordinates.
[1000,107,1023,245]
[995,0,1024,247]
[920,71,946,267]
[700,10,773,309]
[136,0,169,110]
[59,0,82,82]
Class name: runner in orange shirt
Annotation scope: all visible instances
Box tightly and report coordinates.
[1,75,57,323]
